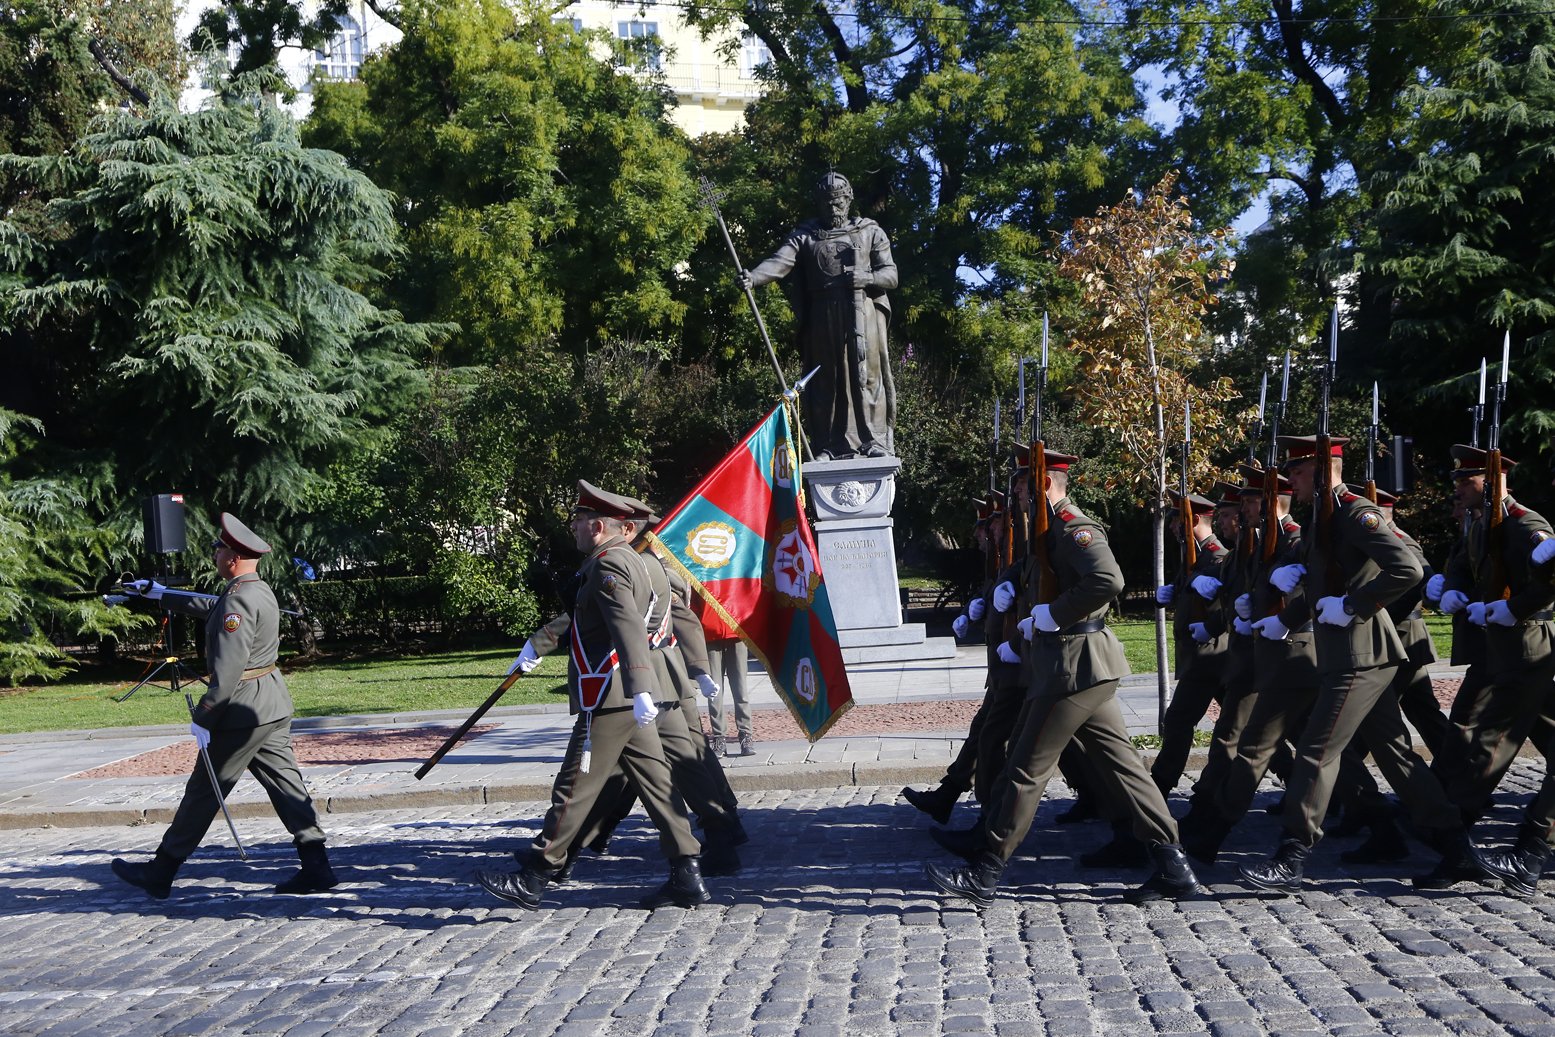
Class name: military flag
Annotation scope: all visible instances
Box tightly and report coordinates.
[648,403,852,740]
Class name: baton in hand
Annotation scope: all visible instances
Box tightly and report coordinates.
[415,669,525,780]
[185,692,247,861]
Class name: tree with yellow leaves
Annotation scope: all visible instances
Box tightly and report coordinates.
[1056,172,1240,727]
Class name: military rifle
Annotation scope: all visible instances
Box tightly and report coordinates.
[1243,371,1266,560]
[1262,352,1290,616]
[1482,333,1512,601]
[1028,314,1057,605]
[1364,382,1380,505]
[1178,401,1201,620]
[1316,307,1342,596]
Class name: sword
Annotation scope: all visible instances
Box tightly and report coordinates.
[185,692,246,861]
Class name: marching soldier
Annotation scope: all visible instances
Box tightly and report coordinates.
[112,513,337,899]
[1239,436,1465,894]
[1151,490,1229,797]
[477,482,707,911]
[924,448,1204,906]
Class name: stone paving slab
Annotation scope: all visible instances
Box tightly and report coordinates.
[1,770,1554,1037]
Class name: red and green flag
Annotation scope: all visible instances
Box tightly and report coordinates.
[648,402,852,740]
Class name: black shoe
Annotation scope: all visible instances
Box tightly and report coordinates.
[1339,819,1410,864]
[1413,828,1486,890]
[1056,797,1100,825]
[925,850,1004,907]
[930,823,985,864]
[700,841,742,877]
[902,784,960,826]
[1326,806,1372,839]
[1474,833,1550,899]
[275,842,338,895]
[1127,843,1208,904]
[641,855,711,910]
[111,851,183,900]
[478,860,558,909]
[1239,839,1310,894]
[586,832,612,855]
[1079,833,1150,869]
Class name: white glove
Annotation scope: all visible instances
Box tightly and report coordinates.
[1424,573,1446,603]
[696,674,719,699]
[1315,595,1355,627]
[102,594,131,607]
[1155,584,1175,606]
[1253,615,1290,641]
[1466,601,1488,627]
[1191,575,1223,600]
[1440,589,1469,615]
[1233,617,1254,636]
[507,640,541,675]
[126,579,167,601]
[632,692,659,726]
[993,581,1016,613]
[996,641,1021,664]
[1535,538,1555,566]
[1234,593,1253,620]
[968,597,986,621]
[1017,616,1035,640]
[1487,600,1516,626]
[1031,603,1059,632]
[190,722,211,751]
[952,614,970,639]
[1270,564,1306,594]
[1189,621,1210,643]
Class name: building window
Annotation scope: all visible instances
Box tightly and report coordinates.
[616,20,661,70]
[554,16,583,31]
[315,13,365,81]
[740,31,771,78]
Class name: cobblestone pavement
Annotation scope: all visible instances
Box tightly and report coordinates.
[4,764,1555,1037]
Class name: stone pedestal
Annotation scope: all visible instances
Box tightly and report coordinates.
[806,456,955,664]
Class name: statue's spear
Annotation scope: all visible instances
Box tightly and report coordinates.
[699,177,789,394]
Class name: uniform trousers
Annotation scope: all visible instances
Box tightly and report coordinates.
[1152,647,1225,795]
[1282,663,1457,847]
[1215,681,1318,825]
[1446,651,1555,820]
[984,681,1177,861]
[535,708,700,867]
[705,641,753,741]
[1393,660,1450,757]
[161,718,325,860]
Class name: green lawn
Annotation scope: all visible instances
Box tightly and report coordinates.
[0,647,572,735]
[1110,613,1452,673]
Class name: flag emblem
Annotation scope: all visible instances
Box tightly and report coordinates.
[687,522,738,568]
[768,521,819,606]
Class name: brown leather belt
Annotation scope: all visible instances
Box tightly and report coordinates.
[241,664,278,681]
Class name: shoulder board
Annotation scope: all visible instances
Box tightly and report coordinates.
[1205,541,1221,553]
[1340,491,1360,503]
[1392,528,1407,541]
[1059,509,1076,522]
[1282,519,1300,534]
[1510,504,1528,518]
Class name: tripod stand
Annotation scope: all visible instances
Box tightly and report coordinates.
[115,609,206,703]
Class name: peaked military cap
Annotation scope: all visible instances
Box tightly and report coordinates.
[1168,489,1217,514]
[1236,462,1293,493]
[218,513,271,558]
[620,494,661,526]
[1210,480,1242,506]
[1373,488,1399,506]
[574,480,638,519]
[1449,443,1517,479]
[1277,434,1350,461]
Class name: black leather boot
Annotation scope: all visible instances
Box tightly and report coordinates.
[925,849,1005,907]
[1055,795,1100,825]
[641,855,712,909]
[1413,828,1486,890]
[1079,830,1150,869]
[902,783,961,825]
[1474,826,1551,899]
[1126,843,1209,903]
[1239,838,1310,894]
[478,856,561,910]
[1339,816,1410,864]
[930,819,986,863]
[1180,811,1232,866]
[276,842,338,894]
[700,838,742,877]
[111,850,183,900]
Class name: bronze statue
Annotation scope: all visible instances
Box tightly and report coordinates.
[739,173,898,460]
